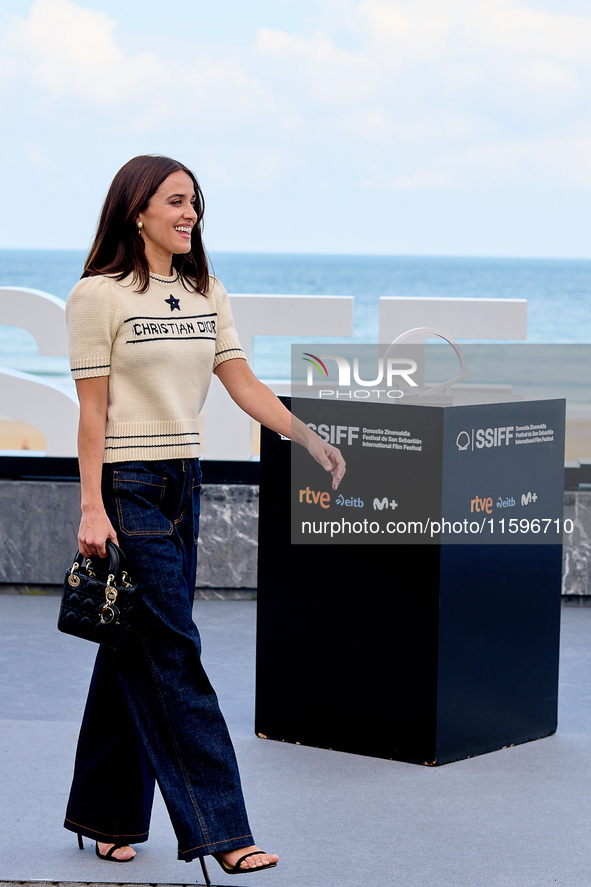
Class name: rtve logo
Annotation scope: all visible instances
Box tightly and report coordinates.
[298,486,330,509]
[470,495,493,514]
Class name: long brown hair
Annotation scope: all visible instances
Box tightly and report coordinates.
[83,155,209,294]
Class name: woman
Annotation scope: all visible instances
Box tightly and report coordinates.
[64,155,345,876]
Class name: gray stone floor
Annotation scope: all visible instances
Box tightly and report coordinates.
[2,596,591,887]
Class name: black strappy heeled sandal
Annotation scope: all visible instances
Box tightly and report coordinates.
[197,850,277,886]
[95,841,135,862]
[212,850,277,875]
[76,834,135,863]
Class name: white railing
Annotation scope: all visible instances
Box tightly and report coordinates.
[0,286,527,459]
[0,287,79,456]
[0,287,354,459]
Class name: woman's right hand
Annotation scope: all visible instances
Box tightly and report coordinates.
[78,505,118,559]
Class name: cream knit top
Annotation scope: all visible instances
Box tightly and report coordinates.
[66,272,245,462]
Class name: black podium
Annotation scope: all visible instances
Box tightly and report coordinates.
[255,397,565,765]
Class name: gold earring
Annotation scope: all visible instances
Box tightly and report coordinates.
[136,220,143,230]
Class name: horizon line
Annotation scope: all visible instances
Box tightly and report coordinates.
[0,248,590,263]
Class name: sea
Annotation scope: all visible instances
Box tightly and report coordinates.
[0,249,590,386]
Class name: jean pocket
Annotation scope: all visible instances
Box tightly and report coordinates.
[113,469,173,537]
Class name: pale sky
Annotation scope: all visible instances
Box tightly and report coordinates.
[1,0,590,257]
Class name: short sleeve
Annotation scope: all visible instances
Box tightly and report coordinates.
[65,276,121,379]
[211,278,247,371]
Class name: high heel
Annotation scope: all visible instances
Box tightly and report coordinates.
[211,850,277,875]
[199,857,212,886]
[77,834,84,850]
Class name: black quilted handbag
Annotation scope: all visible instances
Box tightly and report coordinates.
[58,540,138,650]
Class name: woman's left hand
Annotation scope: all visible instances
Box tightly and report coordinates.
[214,358,346,489]
[306,435,346,490]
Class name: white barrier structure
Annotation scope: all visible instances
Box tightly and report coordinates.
[0,288,529,459]
[379,297,527,341]
[0,287,354,459]
[0,287,78,456]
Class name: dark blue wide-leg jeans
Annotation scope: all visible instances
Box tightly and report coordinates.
[64,459,254,861]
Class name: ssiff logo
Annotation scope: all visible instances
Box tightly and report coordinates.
[306,423,359,445]
[456,427,515,451]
